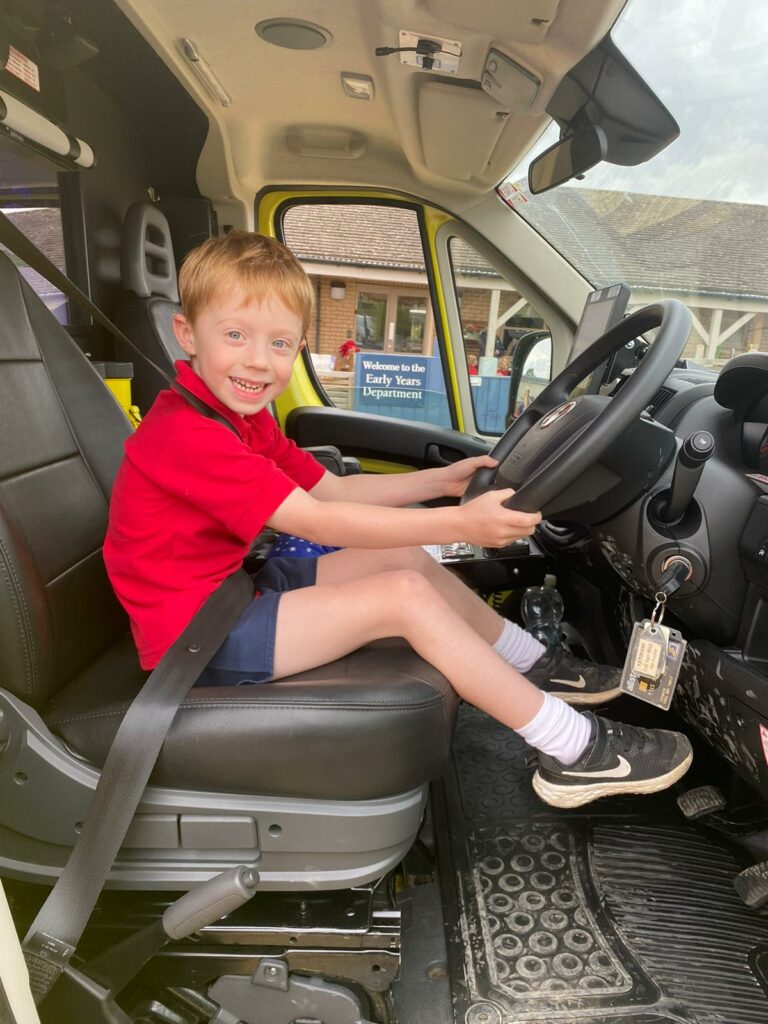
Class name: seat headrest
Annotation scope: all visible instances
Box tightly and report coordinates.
[120,202,179,302]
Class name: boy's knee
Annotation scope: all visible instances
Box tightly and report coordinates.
[389,568,435,608]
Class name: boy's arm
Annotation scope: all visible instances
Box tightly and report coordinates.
[267,485,541,550]
[309,455,498,506]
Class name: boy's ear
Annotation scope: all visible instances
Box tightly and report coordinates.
[173,313,196,356]
[298,338,307,351]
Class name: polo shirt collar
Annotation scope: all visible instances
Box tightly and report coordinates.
[173,360,250,438]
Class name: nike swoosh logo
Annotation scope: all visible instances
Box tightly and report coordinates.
[562,755,632,779]
[550,675,587,689]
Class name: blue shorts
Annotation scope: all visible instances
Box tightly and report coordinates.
[195,556,318,687]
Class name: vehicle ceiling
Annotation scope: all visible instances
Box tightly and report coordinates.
[114,0,626,220]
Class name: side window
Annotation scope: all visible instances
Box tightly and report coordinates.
[0,136,70,325]
[281,203,452,428]
[448,237,552,435]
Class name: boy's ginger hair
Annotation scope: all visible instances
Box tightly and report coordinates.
[178,231,314,335]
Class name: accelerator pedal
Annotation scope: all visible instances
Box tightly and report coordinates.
[677,785,726,820]
[734,861,768,910]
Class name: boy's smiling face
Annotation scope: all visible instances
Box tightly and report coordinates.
[173,287,305,416]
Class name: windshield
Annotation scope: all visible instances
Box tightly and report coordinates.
[500,0,768,372]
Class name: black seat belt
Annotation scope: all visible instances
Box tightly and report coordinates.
[0,210,256,1002]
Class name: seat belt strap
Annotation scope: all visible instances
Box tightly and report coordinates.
[0,212,256,999]
[0,208,234,434]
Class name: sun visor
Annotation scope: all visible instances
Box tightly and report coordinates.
[425,0,560,43]
[419,82,509,181]
[546,34,679,167]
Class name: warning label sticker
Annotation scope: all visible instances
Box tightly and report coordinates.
[759,723,768,768]
[6,46,40,92]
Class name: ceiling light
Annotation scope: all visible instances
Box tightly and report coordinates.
[341,73,374,101]
[178,38,231,107]
[255,19,331,50]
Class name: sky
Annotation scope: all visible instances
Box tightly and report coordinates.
[508,0,768,206]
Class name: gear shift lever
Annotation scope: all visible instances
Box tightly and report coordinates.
[658,430,714,525]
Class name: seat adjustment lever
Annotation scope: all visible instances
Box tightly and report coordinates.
[82,865,260,999]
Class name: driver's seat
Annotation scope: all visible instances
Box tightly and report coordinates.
[0,250,458,891]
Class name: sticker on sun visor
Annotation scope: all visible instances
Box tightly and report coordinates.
[5,46,40,92]
[759,723,768,768]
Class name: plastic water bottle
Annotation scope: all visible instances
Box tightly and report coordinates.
[521,574,564,650]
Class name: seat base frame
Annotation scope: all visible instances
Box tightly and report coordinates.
[0,690,426,890]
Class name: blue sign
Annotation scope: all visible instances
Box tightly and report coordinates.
[353,352,450,427]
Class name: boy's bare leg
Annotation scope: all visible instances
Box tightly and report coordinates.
[315,546,505,646]
[271,569,694,806]
[272,568,543,729]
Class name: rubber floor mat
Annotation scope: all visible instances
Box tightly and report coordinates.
[440,704,768,1024]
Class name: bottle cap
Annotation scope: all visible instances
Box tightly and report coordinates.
[544,574,557,588]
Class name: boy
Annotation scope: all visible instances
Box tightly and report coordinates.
[104,232,692,809]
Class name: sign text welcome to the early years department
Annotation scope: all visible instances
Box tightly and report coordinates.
[353,352,450,426]
[360,357,428,399]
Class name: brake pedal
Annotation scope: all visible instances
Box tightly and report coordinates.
[676,785,726,820]
[734,862,768,910]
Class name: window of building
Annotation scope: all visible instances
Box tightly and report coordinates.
[280,202,451,428]
[448,236,552,434]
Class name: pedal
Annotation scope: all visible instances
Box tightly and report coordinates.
[676,785,726,820]
[734,861,768,910]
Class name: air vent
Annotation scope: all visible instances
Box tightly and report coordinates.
[646,386,675,418]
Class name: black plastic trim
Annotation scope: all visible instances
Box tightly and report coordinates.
[285,405,490,467]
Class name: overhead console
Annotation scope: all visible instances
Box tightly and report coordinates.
[417,27,679,189]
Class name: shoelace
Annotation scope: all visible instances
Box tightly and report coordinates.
[606,721,655,755]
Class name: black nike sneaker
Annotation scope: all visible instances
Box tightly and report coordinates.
[532,713,693,809]
[526,648,622,705]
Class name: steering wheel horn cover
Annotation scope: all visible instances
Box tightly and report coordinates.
[462,300,692,516]
[540,400,577,429]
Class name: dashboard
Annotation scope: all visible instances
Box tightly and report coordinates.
[539,356,768,663]
[528,350,768,796]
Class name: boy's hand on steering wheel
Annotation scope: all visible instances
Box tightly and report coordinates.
[458,489,542,548]
[438,455,498,498]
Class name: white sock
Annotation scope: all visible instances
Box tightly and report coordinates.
[493,619,545,672]
[516,691,593,765]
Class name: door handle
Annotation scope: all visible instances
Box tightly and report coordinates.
[426,443,463,466]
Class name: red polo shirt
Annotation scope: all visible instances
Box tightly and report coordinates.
[104,361,325,669]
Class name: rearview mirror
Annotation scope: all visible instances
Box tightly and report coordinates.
[528,126,607,194]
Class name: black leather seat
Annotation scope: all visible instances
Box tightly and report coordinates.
[0,250,458,888]
[42,636,454,800]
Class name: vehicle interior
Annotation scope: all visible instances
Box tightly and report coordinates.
[2,0,768,1022]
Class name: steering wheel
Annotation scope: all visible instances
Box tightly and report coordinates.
[462,300,692,514]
